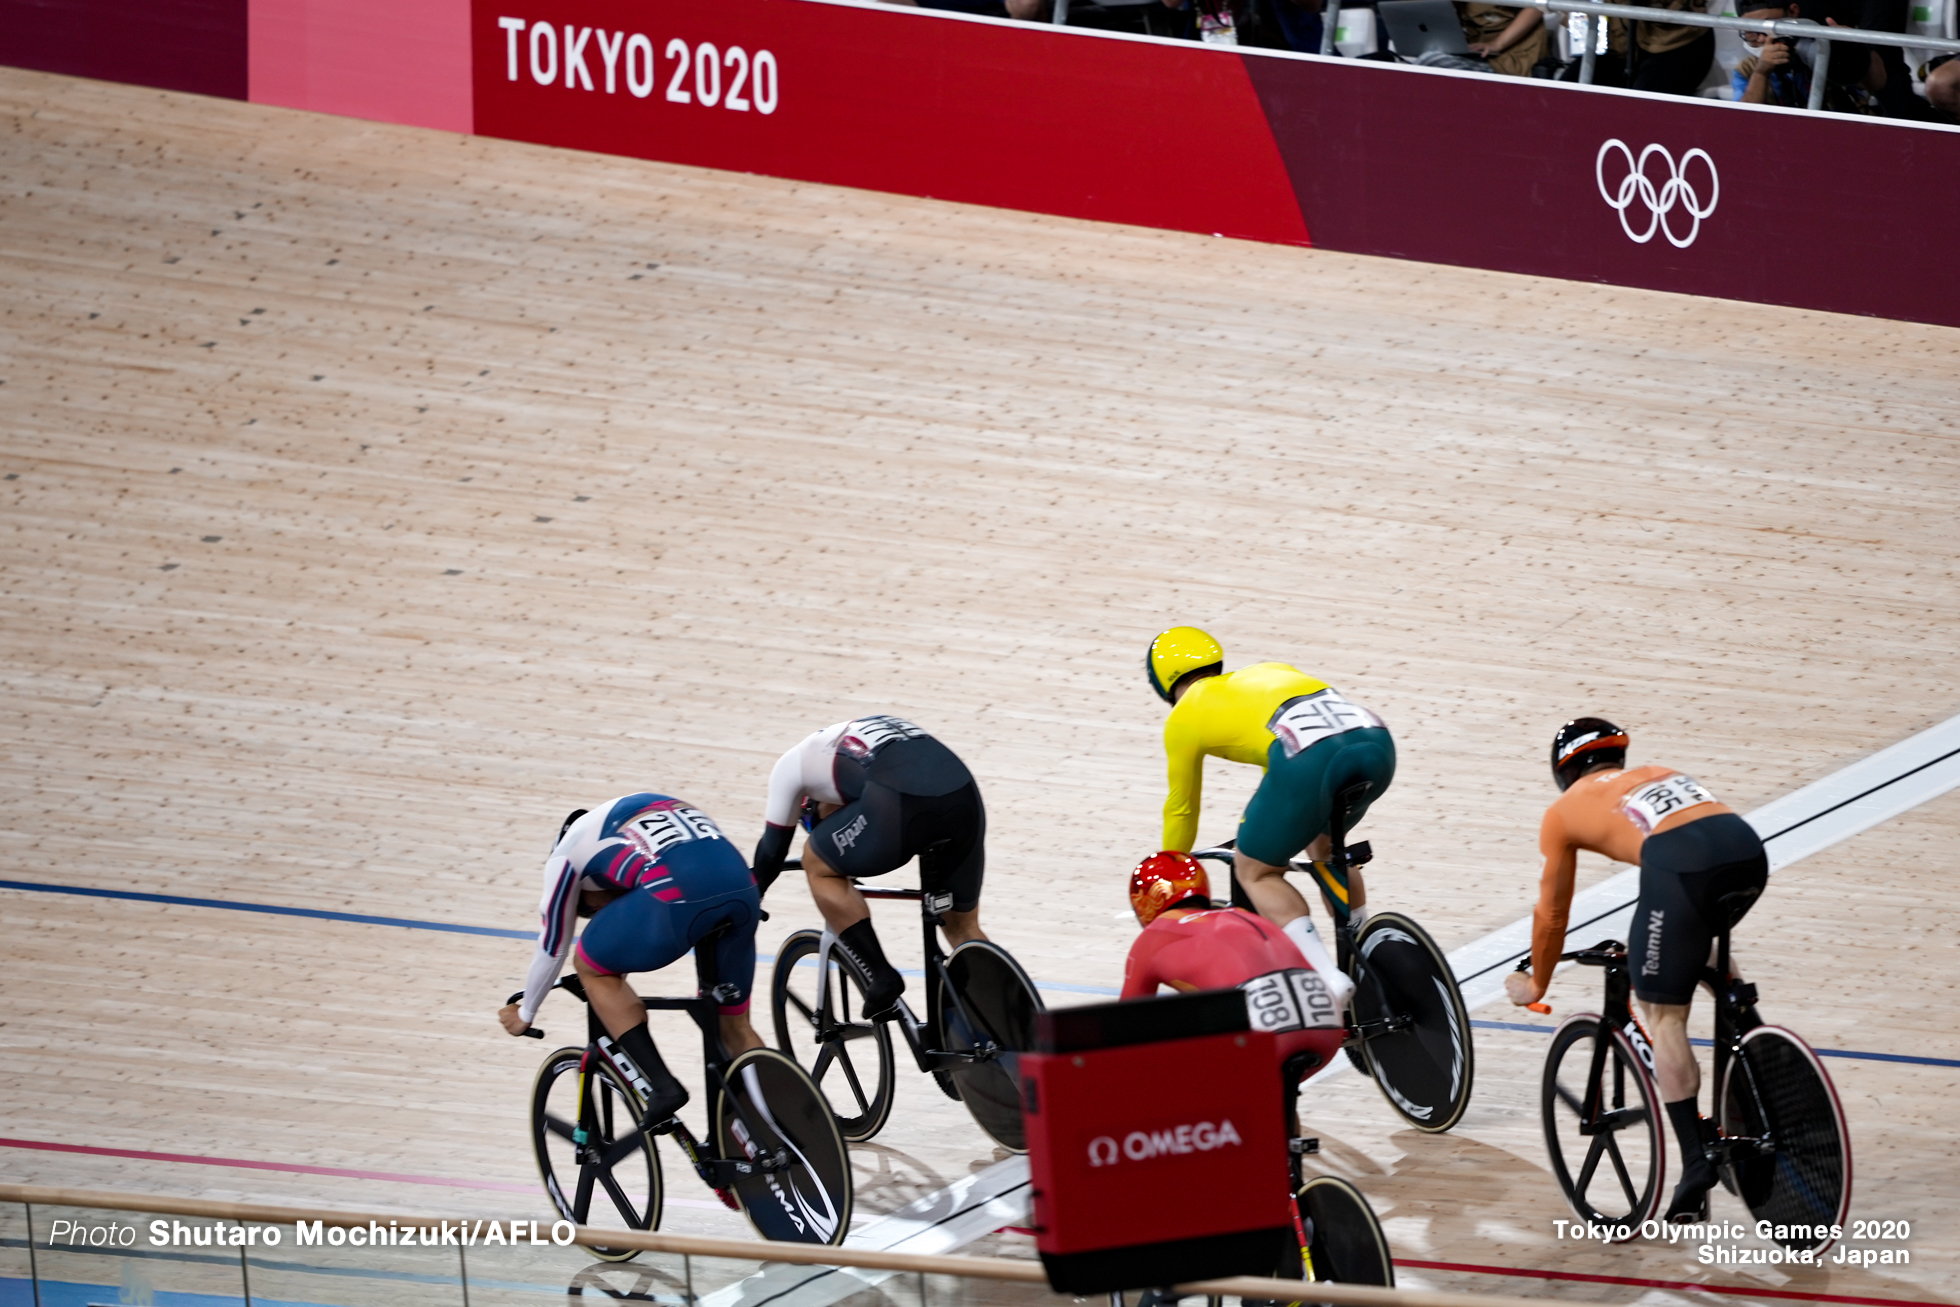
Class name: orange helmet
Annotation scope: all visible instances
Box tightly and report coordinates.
[1130,851,1211,926]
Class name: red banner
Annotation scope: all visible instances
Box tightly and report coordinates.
[471,0,1960,327]
[469,0,1310,243]
[6,0,1957,325]
[1243,57,1960,326]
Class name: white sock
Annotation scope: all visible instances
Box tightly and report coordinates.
[1283,917,1355,1007]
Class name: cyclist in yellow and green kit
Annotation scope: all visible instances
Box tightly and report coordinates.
[1145,626,1397,1007]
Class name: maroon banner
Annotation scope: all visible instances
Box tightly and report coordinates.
[0,0,247,99]
[469,0,1311,244]
[1242,57,1960,328]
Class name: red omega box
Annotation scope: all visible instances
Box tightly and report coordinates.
[1022,990,1292,1293]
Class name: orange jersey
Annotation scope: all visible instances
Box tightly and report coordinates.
[1527,766,1736,997]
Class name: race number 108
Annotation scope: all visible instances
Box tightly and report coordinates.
[497,19,780,115]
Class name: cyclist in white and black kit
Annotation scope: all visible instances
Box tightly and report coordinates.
[751,716,987,1016]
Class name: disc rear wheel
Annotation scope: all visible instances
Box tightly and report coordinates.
[715,1047,854,1245]
[532,1047,663,1262]
[1351,912,1473,1132]
[770,930,897,1142]
[1719,1025,1851,1251]
[939,941,1043,1152]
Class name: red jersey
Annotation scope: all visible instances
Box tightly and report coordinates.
[1123,907,1307,996]
[1121,907,1344,1079]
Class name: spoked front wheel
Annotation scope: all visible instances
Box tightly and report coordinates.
[715,1047,854,1245]
[1720,1025,1851,1251]
[940,941,1044,1153]
[1350,912,1474,1132]
[1299,1175,1394,1287]
[532,1046,664,1262]
[770,929,898,1142]
[1540,1014,1663,1239]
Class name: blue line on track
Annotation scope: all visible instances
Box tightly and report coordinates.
[7,880,1940,1063]
[1469,1018,1960,1068]
[0,879,534,939]
[0,878,1119,994]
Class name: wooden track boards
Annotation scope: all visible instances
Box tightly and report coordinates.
[1,64,1957,1304]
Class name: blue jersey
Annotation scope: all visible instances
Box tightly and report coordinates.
[518,793,757,1023]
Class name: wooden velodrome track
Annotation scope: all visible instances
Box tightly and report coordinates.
[2,61,1957,1307]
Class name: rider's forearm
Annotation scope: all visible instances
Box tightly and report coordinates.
[751,822,794,894]
[518,941,568,1025]
[1528,907,1567,999]
[518,864,580,1024]
[1162,807,1200,853]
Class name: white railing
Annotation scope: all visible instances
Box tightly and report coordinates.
[5,1182,1596,1307]
[1317,0,1960,110]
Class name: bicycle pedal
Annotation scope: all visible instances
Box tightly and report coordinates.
[1289,1137,1320,1156]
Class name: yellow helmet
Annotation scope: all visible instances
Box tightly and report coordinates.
[1146,626,1224,704]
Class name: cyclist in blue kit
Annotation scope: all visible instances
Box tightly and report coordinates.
[497,793,763,1123]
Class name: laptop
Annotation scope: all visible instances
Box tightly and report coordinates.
[1376,0,1480,59]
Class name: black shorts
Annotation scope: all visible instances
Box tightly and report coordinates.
[1629,813,1768,1005]
[811,741,985,913]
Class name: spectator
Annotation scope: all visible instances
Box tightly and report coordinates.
[1458,2,1549,75]
[1731,1,1888,108]
[1623,0,1717,95]
[1812,0,1925,117]
[1926,54,1960,120]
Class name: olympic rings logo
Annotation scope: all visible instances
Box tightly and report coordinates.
[1596,140,1720,249]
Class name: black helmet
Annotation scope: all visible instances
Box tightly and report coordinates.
[1551,718,1629,791]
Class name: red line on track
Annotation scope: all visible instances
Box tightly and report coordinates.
[0,1136,533,1193]
[1401,1258,1948,1307]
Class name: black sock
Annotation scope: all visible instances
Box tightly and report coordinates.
[839,919,904,1015]
[613,1022,689,1121]
[1665,1097,1706,1174]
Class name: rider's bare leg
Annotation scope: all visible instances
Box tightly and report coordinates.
[1238,849,1353,1003]
[803,842,904,1014]
[719,1011,765,1056]
[576,950,651,1039]
[1235,849,1312,925]
[1639,1001,1698,1101]
[939,906,988,947]
[803,844,872,932]
[574,950,690,1117]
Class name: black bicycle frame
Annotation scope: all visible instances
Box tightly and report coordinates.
[850,884,1003,1075]
[1541,930,1774,1162]
[564,977,791,1192]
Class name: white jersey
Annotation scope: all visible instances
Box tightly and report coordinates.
[761,716,931,827]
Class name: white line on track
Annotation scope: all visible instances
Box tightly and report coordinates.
[1446,710,1960,1014]
[700,710,1960,1298]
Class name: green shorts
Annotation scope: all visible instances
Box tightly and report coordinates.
[1237,726,1396,867]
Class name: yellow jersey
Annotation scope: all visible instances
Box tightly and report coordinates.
[1161,662,1331,852]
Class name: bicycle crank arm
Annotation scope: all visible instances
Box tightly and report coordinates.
[697,1147,795,1188]
[1710,1134,1775,1163]
[1342,1014,1414,1044]
[1577,1105,1653,1137]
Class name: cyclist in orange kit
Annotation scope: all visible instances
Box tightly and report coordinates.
[1505,718,1768,1222]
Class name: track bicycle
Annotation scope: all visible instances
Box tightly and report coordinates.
[1528,897,1851,1248]
[515,968,854,1260]
[1195,781,1475,1133]
[770,861,1044,1149]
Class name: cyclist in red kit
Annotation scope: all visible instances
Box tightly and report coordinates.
[1122,851,1346,1103]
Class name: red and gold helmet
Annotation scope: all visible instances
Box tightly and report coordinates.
[1130,850,1212,926]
